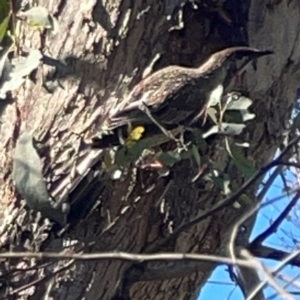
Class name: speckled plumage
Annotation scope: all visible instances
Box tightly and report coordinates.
[91,47,272,148]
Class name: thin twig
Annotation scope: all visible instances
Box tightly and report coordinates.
[145,136,300,252]
[0,251,268,268]
[243,248,300,300]
[268,273,300,300]
[11,260,75,295]
[241,249,294,300]
[250,189,300,247]
[257,164,283,202]
[228,202,261,283]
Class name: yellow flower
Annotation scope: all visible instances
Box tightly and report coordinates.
[126,126,145,147]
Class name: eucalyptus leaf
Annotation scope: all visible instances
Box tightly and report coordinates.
[235,142,250,148]
[0,15,9,43]
[114,126,185,165]
[224,110,255,123]
[0,49,42,99]
[156,150,181,166]
[19,6,59,34]
[207,107,218,123]
[239,110,255,122]
[206,83,224,108]
[233,194,253,209]
[0,49,15,99]
[192,144,201,167]
[0,47,11,79]
[187,128,207,153]
[239,194,253,205]
[203,123,245,139]
[13,49,42,77]
[157,166,170,177]
[225,138,256,179]
[114,146,141,166]
[223,93,255,122]
[223,110,243,123]
[222,176,231,196]
[19,6,51,26]
[225,93,253,110]
[211,172,231,195]
[0,0,9,24]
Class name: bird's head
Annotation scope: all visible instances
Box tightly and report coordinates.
[198,46,273,82]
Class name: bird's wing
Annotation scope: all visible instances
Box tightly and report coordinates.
[101,66,208,131]
[114,68,198,114]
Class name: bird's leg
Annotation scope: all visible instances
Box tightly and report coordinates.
[141,102,173,137]
[189,106,207,126]
[141,102,186,150]
[193,104,214,126]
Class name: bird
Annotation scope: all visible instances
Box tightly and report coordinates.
[90,46,273,149]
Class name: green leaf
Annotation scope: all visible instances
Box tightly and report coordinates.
[239,194,252,205]
[114,145,144,166]
[225,138,256,179]
[0,0,9,21]
[0,15,9,43]
[18,6,59,34]
[0,49,42,99]
[203,123,245,139]
[224,110,255,123]
[207,107,218,123]
[211,172,231,196]
[114,127,183,166]
[189,128,207,151]
[225,93,253,110]
[206,84,224,108]
[157,166,170,177]
[223,93,255,122]
[156,151,181,166]
[191,144,201,166]
[13,49,42,77]
[238,110,255,122]
[0,0,10,43]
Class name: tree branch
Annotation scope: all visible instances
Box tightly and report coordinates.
[250,189,300,247]
[145,136,300,252]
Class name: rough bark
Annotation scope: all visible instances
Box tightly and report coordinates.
[1,0,300,299]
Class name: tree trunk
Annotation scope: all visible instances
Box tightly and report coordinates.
[1,0,299,299]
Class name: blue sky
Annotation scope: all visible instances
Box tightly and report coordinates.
[199,168,300,299]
